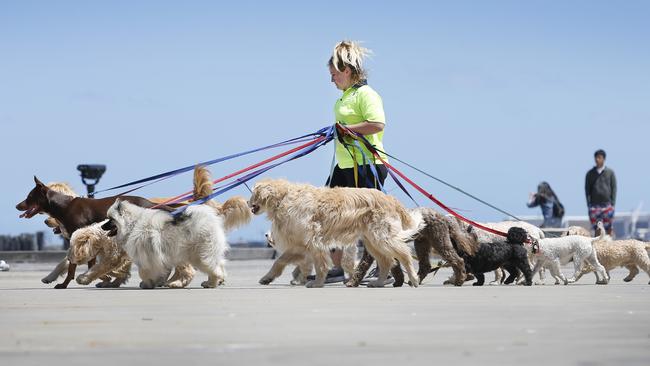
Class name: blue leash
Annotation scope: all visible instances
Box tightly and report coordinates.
[94,126,332,196]
[171,126,335,216]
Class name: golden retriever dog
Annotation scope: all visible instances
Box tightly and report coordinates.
[69,221,133,287]
[248,178,424,288]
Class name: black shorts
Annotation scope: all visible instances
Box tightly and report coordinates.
[325,164,388,190]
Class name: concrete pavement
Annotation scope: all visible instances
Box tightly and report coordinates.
[1,260,649,366]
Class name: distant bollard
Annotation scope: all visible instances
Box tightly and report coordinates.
[36,231,44,251]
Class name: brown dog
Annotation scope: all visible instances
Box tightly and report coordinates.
[16,176,171,289]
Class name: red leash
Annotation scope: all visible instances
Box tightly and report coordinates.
[373,153,509,238]
[151,136,327,209]
[337,124,509,238]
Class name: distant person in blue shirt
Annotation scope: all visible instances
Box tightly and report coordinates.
[528,182,564,228]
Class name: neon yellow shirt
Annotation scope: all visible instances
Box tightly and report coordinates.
[334,83,388,169]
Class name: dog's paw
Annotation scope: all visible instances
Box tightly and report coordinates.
[139,281,155,289]
[367,280,385,288]
[406,280,418,288]
[596,279,608,285]
[305,280,324,288]
[76,275,92,285]
[623,277,634,282]
[344,280,360,287]
[290,279,306,286]
[259,276,274,285]
[41,277,56,284]
[201,280,217,288]
[166,280,185,288]
[54,283,68,289]
[95,281,113,288]
[488,281,500,286]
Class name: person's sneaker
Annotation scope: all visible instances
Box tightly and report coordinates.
[360,267,394,286]
[0,260,10,272]
[306,267,345,283]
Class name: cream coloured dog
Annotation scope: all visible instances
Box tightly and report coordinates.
[265,231,357,285]
[248,178,424,288]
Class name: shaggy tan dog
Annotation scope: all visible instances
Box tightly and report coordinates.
[69,221,133,287]
[248,178,424,288]
[565,227,650,284]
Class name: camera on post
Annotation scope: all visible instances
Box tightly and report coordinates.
[77,164,106,198]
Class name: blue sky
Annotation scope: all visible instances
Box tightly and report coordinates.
[2,1,649,242]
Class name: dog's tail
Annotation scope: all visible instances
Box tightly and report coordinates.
[591,222,607,244]
[447,216,479,256]
[219,196,253,232]
[397,208,426,243]
[193,165,214,200]
[192,165,252,232]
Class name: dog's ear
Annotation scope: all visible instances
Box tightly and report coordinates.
[34,176,45,187]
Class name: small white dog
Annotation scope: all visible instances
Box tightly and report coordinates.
[528,222,608,285]
[104,200,228,289]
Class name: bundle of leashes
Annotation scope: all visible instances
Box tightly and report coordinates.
[334,123,512,239]
[92,125,336,217]
[93,122,522,239]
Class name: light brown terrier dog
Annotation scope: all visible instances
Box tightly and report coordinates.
[69,221,132,287]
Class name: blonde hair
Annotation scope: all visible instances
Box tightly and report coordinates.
[328,40,372,83]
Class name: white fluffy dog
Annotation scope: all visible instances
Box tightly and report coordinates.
[529,222,608,285]
[248,178,424,288]
[104,200,228,289]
